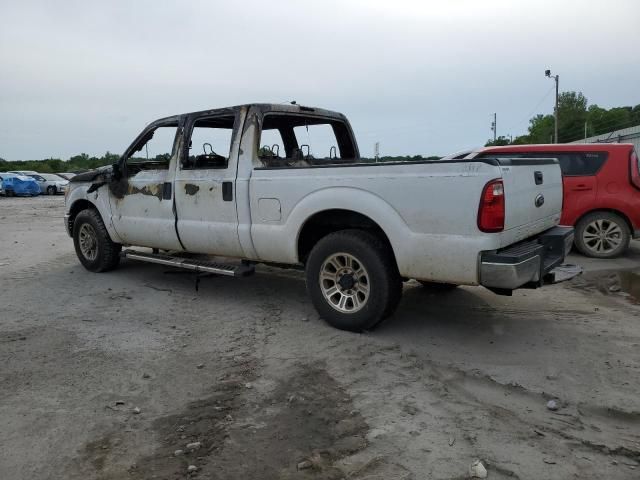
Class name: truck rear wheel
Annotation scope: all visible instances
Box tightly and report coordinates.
[305,229,402,332]
[574,211,630,258]
[73,209,121,272]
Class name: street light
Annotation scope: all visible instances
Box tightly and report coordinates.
[545,69,559,143]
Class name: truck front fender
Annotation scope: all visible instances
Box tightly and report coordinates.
[65,184,122,243]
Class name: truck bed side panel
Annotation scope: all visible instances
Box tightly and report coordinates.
[249,162,503,285]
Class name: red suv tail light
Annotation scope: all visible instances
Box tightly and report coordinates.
[478,179,505,232]
[631,149,640,190]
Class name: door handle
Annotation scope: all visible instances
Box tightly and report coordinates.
[534,171,543,185]
[222,181,233,201]
[572,185,592,191]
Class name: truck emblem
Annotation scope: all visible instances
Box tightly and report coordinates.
[535,194,545,208]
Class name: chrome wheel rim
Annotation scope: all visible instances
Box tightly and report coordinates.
[582,219,622,254]
[79,223,98,261]
[319,253,370,313]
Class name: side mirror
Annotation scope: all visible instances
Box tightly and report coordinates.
[112,161,123,180]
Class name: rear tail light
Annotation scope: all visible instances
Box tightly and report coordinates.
[478,179,505,232]
[631,150,640,190]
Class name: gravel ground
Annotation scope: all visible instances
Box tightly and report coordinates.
[1,195,639,479]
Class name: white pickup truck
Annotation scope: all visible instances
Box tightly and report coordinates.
[65,103,573,331]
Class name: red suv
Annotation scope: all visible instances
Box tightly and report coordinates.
[469,144,640,258]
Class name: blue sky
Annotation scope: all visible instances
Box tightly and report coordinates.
[1,0,639,160]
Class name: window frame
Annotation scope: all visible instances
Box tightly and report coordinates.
[254,112,359,169]
[180,113,239,171]
[122,119,181,176]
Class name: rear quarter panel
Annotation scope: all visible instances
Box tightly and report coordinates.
[593,148,640,230]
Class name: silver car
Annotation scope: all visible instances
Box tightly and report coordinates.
[57,172,77,180]
[29,173,69,195]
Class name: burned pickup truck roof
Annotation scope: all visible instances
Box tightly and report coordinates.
[148,103,348,125]
[70,102,349,185]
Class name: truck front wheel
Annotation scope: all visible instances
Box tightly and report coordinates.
[306,229,402,332]
[73,209,121,272]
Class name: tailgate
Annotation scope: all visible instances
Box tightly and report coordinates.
[497,158,563,244]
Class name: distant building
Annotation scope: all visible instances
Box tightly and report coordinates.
[570,124,640,153]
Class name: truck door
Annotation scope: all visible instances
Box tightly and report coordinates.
[173,112,244,257]
[109,120,182,250]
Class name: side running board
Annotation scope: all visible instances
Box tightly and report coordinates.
[121,249,255,277]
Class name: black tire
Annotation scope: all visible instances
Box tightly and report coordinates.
[47,186,56,195]
[418,280,458,290]
[73,209,121,272]
[574,211,630,259]
[305,229,402,332]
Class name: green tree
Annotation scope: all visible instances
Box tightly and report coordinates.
[526,114,555,143]
[586,104,608,136]
[558,91,588,142]
[510,92,639,144]
[485,136,511,146]
[631,105,640,125]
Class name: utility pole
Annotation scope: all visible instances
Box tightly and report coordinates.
[374,142,379,162]
[545,69,559,143]
[491,113,497,142]
[584,121,588,140]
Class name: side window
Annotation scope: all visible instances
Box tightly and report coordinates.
[529,152,607,176]
[258,129,285,159]
[127,125,177,171]
[257,114,357,168]
[293,124,339,161]
[580,152,608,175]
[478,151,608,176]
[184,116,234,169]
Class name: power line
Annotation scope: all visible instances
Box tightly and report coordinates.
[561,114,640,138]
[505,84,556,134]
[563,118,640,142]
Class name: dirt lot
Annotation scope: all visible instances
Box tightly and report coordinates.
[1,195,639,479]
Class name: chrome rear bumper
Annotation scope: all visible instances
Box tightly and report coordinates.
[480,226,574,291]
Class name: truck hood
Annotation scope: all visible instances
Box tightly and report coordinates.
[69,164,114,183]
[68,164,129,198]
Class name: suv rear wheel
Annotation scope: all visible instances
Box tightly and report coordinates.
[73,209,121,272]
[305,229,402,332]
[574,211,630,258]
